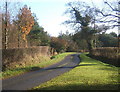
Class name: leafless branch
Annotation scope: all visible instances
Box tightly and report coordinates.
[104,1,120,12]
[99,20,118,23]
[98,11,120,19]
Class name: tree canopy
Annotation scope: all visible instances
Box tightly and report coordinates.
[18,5,34,47]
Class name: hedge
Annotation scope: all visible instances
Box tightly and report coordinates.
[2,46,54,70]
[90,47,120,66]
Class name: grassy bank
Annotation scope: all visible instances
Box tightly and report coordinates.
[33,53,119,90]
[1,52,76,79]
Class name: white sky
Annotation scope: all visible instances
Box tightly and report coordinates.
[1,0,119,36]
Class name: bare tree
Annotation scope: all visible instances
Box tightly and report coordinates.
[92,0,120,47]
[1,1,22,49]
[96,0,120,29]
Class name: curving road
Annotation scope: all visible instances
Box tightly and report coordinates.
[2,54,80,90]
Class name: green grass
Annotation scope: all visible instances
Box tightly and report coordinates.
[32,53,120,90]
[1,52,76,79]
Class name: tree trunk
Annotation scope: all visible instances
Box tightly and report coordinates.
[25,39,28,48]
[22,34,28,48]
[5,2,8,49]
[86,40,93,53]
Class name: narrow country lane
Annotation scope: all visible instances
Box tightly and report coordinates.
[2,54,80,90]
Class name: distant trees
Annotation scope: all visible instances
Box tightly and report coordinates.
[1,2,50,49]
[50,37,68,53]
[72,31,118,50]
[63,1,118,52]
[64,1,100,51]
[28,26,50,46]
[1,0,118,51]
[98,32,118,47]
[95,0,119,47]
[51,31,118,53]
[109,32,118,37]
[72,31,88,50]
[27,14,50,46]
[58,31,79,52]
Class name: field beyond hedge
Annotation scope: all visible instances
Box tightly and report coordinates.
[33,53,120,90]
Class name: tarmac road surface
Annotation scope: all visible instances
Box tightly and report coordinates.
[2,53,80,90]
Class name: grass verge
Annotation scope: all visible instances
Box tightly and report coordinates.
[32,53,120,90]
[1,52,76,79]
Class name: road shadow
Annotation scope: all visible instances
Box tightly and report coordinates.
[98,64,119,71]
[2,66,41,72]
[10,63,97,72]
[44,64,97,70]
[33,83,119,91]
[86,54,120,67]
